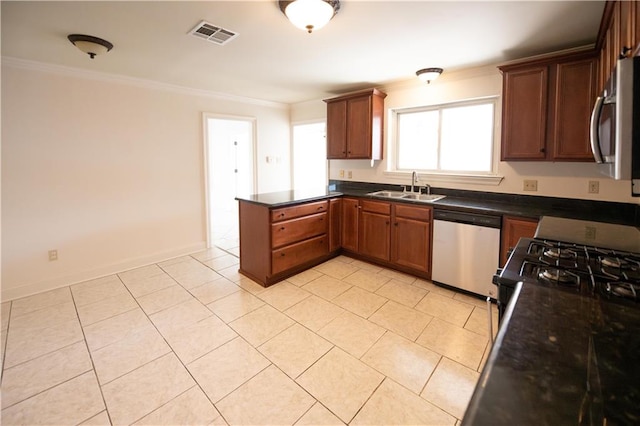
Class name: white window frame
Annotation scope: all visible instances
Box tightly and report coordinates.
[385,96,503,185]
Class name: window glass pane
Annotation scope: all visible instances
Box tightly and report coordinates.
[397,110,439,170]
[440,104,493,172]
[293,122,327,189]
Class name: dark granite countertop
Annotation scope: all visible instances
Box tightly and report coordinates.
[236,181,639,226]
[463,282,640,425]
[236,188,341,208]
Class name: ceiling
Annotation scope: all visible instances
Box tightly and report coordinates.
[1,1,605,105]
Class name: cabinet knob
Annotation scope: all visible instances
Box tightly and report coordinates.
[281,253,285,257]
[280,226,285,231]
[394,222,398,226]
[386,221,390,225]
[540,147,545,153]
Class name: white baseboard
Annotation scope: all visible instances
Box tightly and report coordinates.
[1,242,207,302]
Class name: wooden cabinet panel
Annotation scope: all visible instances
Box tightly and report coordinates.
[391,216,430,274]
[347,96,373,158]
[326,101,347,158]
[359,210,390,261]
[272,235,328,275]
[324,89,386,160]
[394,203,431,221]
[329,198,342,252]
[341,198,359,252]
[501,66,548,160]
[500,51,597,162]
[501,216,539,266]
[271,212,327,249]
[271,200,328,222]
[552,58,597,160]
[360,199,391,215]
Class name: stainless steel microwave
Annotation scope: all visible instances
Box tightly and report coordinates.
[590,56,640,196]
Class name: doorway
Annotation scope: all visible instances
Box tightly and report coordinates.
[204,114,256,256]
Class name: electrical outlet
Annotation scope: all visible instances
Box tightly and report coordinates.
[588,180,599,194]
[523,179,538,191]
[48,250,58,261]
[348,171,353,179]
[339,170,345,178]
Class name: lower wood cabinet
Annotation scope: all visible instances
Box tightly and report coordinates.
[341,198,359,252]
[500,215,539,266]
[329,198,342,253]
[341,197,433,279]
[239,198,336,286]
[391,204,432,274]
[359,200,391,261]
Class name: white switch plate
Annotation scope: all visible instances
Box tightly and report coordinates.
[48,250,58,261]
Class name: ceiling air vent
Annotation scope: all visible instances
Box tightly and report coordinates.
[189,20,238,45]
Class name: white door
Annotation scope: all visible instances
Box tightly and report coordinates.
[205,115,256,253]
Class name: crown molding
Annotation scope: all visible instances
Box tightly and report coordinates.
[1,56,289,110]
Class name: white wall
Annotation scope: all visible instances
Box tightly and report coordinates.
[292,65,639,205]
[1,59,291,301]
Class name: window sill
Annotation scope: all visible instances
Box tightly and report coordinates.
[383,171,504,186]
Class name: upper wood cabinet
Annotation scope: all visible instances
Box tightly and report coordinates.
[499,51,597,162]
[324,89,386,160]
[596,1,639,93]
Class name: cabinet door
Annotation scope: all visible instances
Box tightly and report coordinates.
[391,216,430,274]
[552,58,597,160]
[327,100,347,159]
[359,211,390,261]
[329,198,342,252]
[501,67,548,160]
[347,96,373,158]
[501,216,538,266]
[341,198,359,252]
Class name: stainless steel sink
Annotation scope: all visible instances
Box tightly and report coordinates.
[401,193,446,202]
[368,190,407,198]
[368,190,446,203]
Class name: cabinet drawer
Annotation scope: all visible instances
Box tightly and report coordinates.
[271,201,328,222]
[272,235,328,275]
[394,204,431,222]
[271,212,327,248]
[360,199,390,215]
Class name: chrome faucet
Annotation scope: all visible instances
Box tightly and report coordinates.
[411,171,419,193]
[424,184,432,195]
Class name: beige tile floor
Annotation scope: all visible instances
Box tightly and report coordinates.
[0,250,498,425]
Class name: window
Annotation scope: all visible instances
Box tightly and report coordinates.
[394,98,497,175]
[292,121,327,189]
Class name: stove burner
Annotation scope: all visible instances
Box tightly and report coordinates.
[601,256,630,269]
[544,247,575,259]
[605,282,638,301]
[539,268,578,285]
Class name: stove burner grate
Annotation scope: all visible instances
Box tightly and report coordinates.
[601,256,630,269]
[605,282,639,301]
[544,247,576,260]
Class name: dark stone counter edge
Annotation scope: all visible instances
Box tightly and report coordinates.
[237,180,640,226]
[461,282,523,426]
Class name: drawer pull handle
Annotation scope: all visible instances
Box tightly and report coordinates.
[280,227,285,231]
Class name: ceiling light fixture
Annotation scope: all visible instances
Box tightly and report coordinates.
[67,34,113,59]
[416,67,443,84]
[279,0,340,33]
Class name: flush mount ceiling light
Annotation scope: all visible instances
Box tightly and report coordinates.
[67,34,113,59]
[416,67,443,84]
[279,0,340,33]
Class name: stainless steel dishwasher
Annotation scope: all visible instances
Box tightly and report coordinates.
[431,210,501,299]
